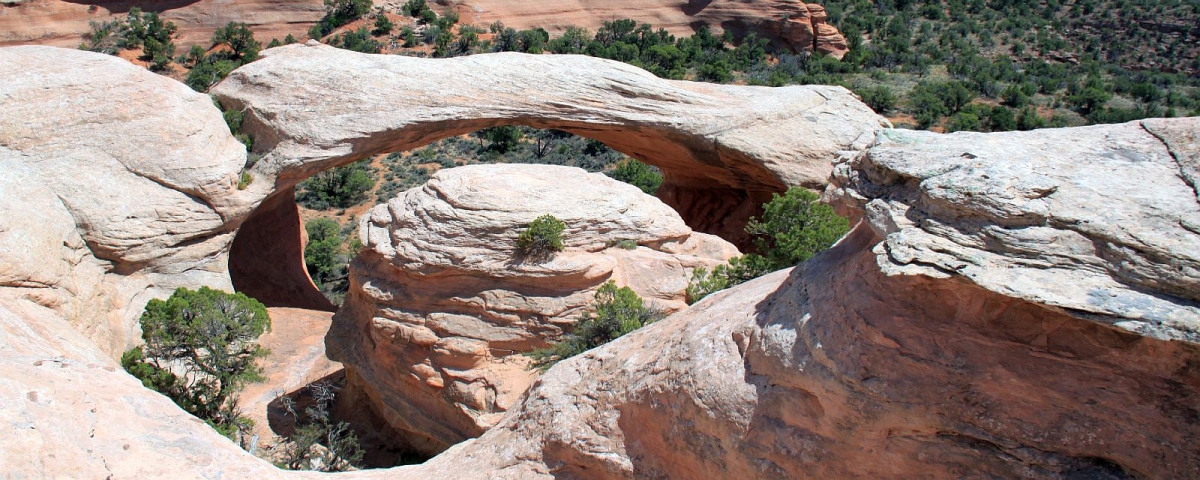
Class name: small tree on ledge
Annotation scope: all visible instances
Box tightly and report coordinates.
[516,214,566,261]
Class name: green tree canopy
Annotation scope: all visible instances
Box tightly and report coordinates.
[122,287,270,437]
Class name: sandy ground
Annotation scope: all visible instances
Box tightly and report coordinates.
[241,307,343,442]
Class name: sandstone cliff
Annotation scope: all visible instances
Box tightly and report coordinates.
[327,164,737,455]
[213,42,886,247]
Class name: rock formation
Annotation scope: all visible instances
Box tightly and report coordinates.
[213,42,886,247]
[0,0,849,57]
[0,45,254,356]
[3,43,1198,479]
[327,164,738,455]
[404,118,1200,478]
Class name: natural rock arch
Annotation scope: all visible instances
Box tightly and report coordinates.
[213,43,886,306]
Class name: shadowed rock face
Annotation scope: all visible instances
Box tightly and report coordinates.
[211,42,887,248]
[327,164,738,455]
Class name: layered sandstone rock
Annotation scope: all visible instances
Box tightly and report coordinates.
[0,45,256,355]
[327,164,737,454]
[401,118,1200,478]
[213,42,886,246]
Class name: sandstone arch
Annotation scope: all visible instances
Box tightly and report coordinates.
[212,42,887,252]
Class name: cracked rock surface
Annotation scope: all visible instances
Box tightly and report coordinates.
[826,119,1200,343]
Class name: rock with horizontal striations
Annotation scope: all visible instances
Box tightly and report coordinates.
[213,43,886,247]
[326,164,738,455]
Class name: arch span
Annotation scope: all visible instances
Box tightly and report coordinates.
[213,43,888,249]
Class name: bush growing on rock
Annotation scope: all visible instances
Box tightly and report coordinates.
[687,187,849,303]
[516,214,566,260]
[121,287,271,440]
[532,281,662,369]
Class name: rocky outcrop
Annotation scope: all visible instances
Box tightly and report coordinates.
[0,45,255,355]
[6,43,1198,478]
[327,164,737,455]
[827,122,1200,342]
[213,42,886,246]
[403,118,1200,478]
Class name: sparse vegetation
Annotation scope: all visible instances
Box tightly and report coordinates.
[277,381,364,472]
[80,7,178,71]
[531,281,662,369]
[121,287,271,442]
[184,22,263,92]
[516,214,566,261]
[303,217,353,305]
[296,160,377,210]
[309,0,373,39]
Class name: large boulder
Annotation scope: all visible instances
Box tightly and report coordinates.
[327,164,738,455]
[212,42,887,247]
[0,45,256,355]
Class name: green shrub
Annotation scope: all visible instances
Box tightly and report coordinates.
[310,0,373,39]
[516,214,566,260]
[304,217,349,305]
[606,158,662,195]
[686,187,849,303]
[296,160,377,210]
[531,281,661,369]
[122,287,270,440]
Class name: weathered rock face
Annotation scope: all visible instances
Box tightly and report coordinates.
[827,121,1200,342]
[0,45,256,355]
[402,118,1200,478]
[327,164,737,455]
[213,43,887,246]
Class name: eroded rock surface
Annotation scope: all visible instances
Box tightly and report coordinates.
[212,43,887,246]
[400,119,1200,478]
[827,120,1200,342]
[0,46,255,355]
[327,164,737,455]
